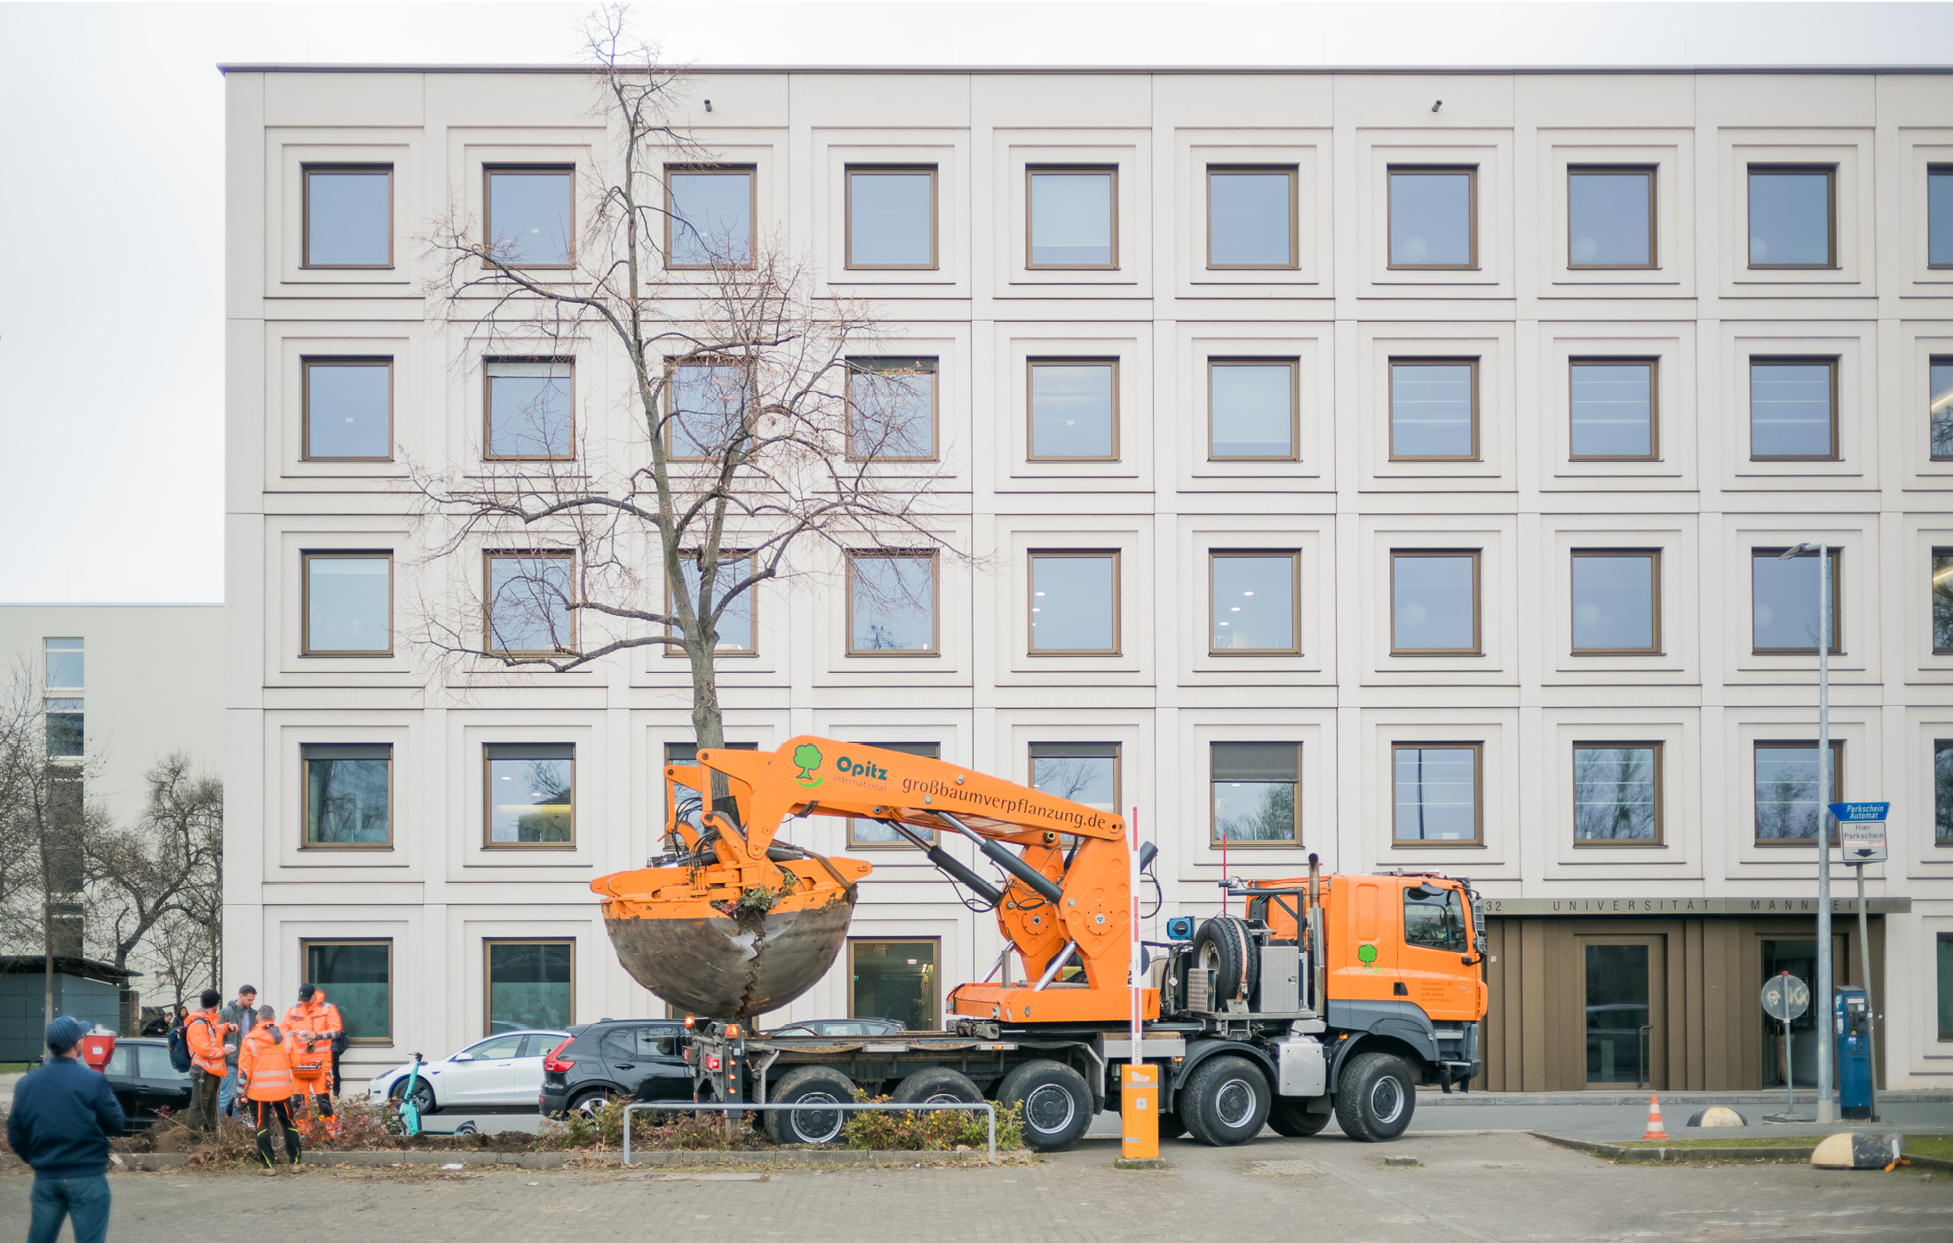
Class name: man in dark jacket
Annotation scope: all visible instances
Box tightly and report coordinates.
[219,984,260,1117]
[7,1016,125,1243]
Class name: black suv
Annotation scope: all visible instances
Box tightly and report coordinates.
[539,1018,691,1117]
[100,1038,193,1132]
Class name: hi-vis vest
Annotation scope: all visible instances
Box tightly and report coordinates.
[239,1023,295,1101]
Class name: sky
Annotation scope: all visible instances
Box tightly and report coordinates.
[1,0,1949,603]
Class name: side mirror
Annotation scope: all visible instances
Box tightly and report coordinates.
[451,1052,474,1062]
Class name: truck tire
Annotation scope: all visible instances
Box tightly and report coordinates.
[1191,916,1259,1006]
[891,1067,983,1106]
[766,1065,855,1145]
[1180,1055,1271,1147]
[1333,1051,1415,1142]
[1267,1098,1332,1137]
[997,1059,1092,1152]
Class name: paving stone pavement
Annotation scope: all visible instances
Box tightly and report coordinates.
[6,1130,1951,1243]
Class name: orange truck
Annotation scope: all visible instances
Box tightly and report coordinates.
[596,738,1488,1150]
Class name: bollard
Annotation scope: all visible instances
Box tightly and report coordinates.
[1119,1063,1160,1160]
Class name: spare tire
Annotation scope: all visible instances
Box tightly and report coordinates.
[1192,915,1260,1006]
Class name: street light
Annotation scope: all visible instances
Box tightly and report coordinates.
[1780,540,1835,1123]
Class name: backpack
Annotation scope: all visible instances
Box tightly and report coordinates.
[167,1023,192,1072]
[328,1005,349,1054]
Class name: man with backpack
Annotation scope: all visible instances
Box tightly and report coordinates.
[165,1005,191,1073]
[283,983,342,1118]
[9,1017,125,1243]
[238,1005,301,1167]
[183,989,236,1133]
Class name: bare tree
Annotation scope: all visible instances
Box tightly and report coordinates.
[409,6,966,770]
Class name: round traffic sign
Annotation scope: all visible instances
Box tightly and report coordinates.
[1761,972,1810,1022]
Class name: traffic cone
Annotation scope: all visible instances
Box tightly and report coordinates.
[1642,1094,1669,1141]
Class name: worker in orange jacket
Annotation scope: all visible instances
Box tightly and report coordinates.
[238,1005,301,1167]
[282,984,342,1118]
[182,989,236,1133]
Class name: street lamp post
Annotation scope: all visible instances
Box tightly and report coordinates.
[1782,541,1834,1124]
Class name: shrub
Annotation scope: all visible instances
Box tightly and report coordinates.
[841,1093,1023,1152]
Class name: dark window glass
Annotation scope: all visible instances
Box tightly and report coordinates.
[1754,742,1840,841]
[669,361,748,459]
[1392,745,1479,842]
[1750,360,1835,458]
[1752,549,1840,653]
[668,169,753,267]
[1930,361,1953,459]
[1570,361,1654,458]
[1030,742,1118,812]
[46,700,82,758]
[849,940,937,1031]
[43,638,82,690]
[305,554,390,655]
[486,744,573,845]
[1586,945,1649,1083]
[1029,553,1117,653]
[305,361,391,460]
[1573,745,1659,841]
[1935,550,1953,653]
[1934,742,1953,846]
[306,942,389,1041]
[1208,362,1295,459]
[486,554,574,655]
[304,745,391,845]
[848,742,941,845]
[678,554,753,652]
[487,168,574,266]
[1211,553,1298,653]
[487,361,573,458]
[1568,169,1653,267]
[305,168,390,267]
[1404,886,1469,951]
[847,359,936,459]
[1029,361,1116,459]
[849,553,935,654]
[1028,170,1114,267]
[1211,742,1300,844]
[1392,553,1477,653]
[1390,361,1475,458]
[1208,169,1294,267]
[1938,936,1953,1038]
[847,168,935,268]
[1932,170,1953,267]
[1389,169,1474,267]
[1571,553,1657,653]
[1748,168,1833,267]
[486,942,572,1033]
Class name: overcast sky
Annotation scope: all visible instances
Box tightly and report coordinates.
[1,1,1948,603]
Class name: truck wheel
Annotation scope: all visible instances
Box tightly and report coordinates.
[1268,1098,1332,1137]
[891,1067,982,1106]
[1158,1112,1187,1140]
[997,1059,1092,1152]
[1333,1052,1415,1142]
[1191,916,1259,1006]
[1181,1055,1271,1147]
[766,1066,855,1145]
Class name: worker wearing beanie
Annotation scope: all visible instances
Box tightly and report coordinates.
[283,983,342,1118]
[8,1017,125,1243]
[238,1005,301,1167]
[183,988,236,1134]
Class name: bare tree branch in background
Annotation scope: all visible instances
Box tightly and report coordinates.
[84,754,223,997]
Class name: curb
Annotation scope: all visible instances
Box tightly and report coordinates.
[7,1148,1003,1173]
[1424,1091,1953,1107]
[1531,1132,1953,1172]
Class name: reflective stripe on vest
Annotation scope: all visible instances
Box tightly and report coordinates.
[241,1030,294,1099]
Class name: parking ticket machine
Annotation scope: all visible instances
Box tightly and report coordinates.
[1834,988,1873,1121]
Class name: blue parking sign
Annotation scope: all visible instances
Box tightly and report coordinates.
[1828,802,1889,822]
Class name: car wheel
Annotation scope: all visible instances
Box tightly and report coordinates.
[889,1067,983,1106]
[568,1089,614,1119]
[1333,1051,1415,1143]
[1268,1098,1332,1137]
[766,1066,855,1145]
[996,1059,1092,1152]
[390,1078,437,1116]
[1181,1055,1271,1147]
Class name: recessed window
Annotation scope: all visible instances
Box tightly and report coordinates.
[1930,358,1953,460]
[484,744,574,848]
[1571,551,1659,654]
[1209,552,1299,654]
[848,552,937,655]
[1938,934,1953,1039]
[1028,551,1119,655]
[1570,360,1657,459]
[1749,358,1838,460]
[847,358,937,460]
[1748,165,1835,268]
[1932,167,1953,268]
[1567,167,1655,268]
[302,744,391,847]
[305,941,390,1043]
[1933,741,1953,846]
[1934,548,1953,654]
[1752,547,1841,654]
[485,360,573,459]
[1208,360,1297,460]
[848,938,939,1031]
[848,742,940,847]
[846,166,936,269]
[485,940,573,1034]
[1027,167,1116,269]
[667,358,747,460]
[666,165,755,269]
[1392,743,1482,844]
[485,552,575,656]
[1389,360,1477,460]
[304,166,391,268]
[1211,742,1300,845]
[1207,166,1296,269]
[303,359,392,461]
[303,552,392,657]
[1028,360,1117,461]
[45,699,82,759]
[43,638,82,690]
[1030,742,1119,812]
[486,166,574,267]
[1754,740,1842,843]
[1391,551,1480,655]
[675,554,755,654]
[1573,743,1661,844]
[1388,166,1476,269]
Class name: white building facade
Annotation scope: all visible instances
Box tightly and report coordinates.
[224,64,1953,1091]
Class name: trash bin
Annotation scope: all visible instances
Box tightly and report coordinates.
[78,1025,117,1074]
[1834,988,1872,1121]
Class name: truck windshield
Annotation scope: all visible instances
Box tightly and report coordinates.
[1404,887,1468,952]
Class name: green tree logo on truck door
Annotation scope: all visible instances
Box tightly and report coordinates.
[1357,943,1380,973]
[792,744,825,788]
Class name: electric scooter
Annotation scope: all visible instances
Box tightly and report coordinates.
[397,1053,425,1136]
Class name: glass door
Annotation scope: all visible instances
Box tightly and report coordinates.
[1582,937,1666,1088]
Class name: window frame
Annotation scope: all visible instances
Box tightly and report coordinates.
[663,549,759,659]
[1569,548,1662,656]
[845,357,940,463]
[43,637,83,691]
[301,357,394,463]
[1026,550,1122,657]
[45,699,83,761]
[300,551,394,659]
[1206,357,1300,462]
[663,163,759,271]
[845,549,940,658]
[301,939,393,1046]
[1207,550,1301,656]
[1208,741,1302,847]
[1386,164,1479,271]
[482,550,577,658]
[1024,164,1120,271]
[482,357,576,462]
[1204,164,1299,271]
[1748,356,1840,462]
[1565,165,1658,271]
[1932,165,1953,271]
[1746,163,1838,270]
[1752,739,1845,846]
[664,355,750,462]
[482,938,575,1038]
[482,743,576,851]
[844,165,939,271]
[1389,549,1482,656]
[846,742,942,848]
[300,743,394,850]
[1935,547,1953,655]
[1933,740,1953,847]
[483,164,577,270]
[1026,357,1120,463]
[1028,741,1122,816]
[1939,932,1953,1040]
[1389,741,1484,847]
[1751,547,1843,656]
[846,936,941,1031]
[1568,356,1660,462]
[1570,741,1665,848]
[1929,355,1953,461]
[1387,357,1480,462]
[301,164,394,270]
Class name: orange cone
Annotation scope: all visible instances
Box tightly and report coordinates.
[1642,1094,1669,1141]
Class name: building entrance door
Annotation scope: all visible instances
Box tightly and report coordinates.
[1581,936,1665,1088]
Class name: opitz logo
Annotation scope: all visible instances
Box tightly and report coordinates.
[834,755,888,781]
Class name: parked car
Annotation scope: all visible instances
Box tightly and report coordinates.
[366,1029,569,1115]
[539,1018,691,1117]
[765,1018,904,1037]
[100,1038,192,1132]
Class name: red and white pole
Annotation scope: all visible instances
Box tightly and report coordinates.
[1120,806,1159,1161]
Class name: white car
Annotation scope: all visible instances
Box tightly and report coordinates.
[367,1029,569,1114]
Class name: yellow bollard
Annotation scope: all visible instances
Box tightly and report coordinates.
[1120,1062,1160,1160]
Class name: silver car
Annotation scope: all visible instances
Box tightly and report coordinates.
[367,1029,569,1114]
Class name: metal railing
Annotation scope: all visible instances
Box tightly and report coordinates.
[620,1099,997,1163]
